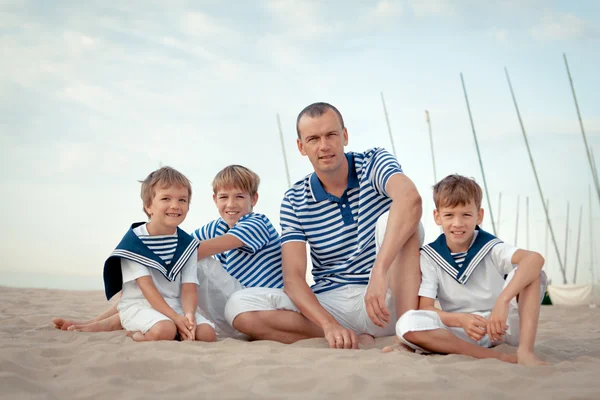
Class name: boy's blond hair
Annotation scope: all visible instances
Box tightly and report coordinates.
[212,165,260,196]
[140,166,192,218]
[433,174,483,209]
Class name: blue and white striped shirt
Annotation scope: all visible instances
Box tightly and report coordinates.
[136,232,178,265]
[280,148,403,293]
[192,213,284,288]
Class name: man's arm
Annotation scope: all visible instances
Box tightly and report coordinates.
[419,297,487,342]
[282,241,358,349]
[365,173,422,326]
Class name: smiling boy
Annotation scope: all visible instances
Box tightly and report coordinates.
[396,174,548,365]
[103,167,216,342]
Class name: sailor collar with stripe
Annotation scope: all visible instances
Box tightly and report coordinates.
[309,152,360,202]
[420,226,502,285]
[102,222,199,300]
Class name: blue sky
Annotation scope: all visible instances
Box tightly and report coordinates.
[1,0,599,290]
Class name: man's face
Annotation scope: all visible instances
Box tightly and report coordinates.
[434,201,484,253]
[296,108,348,176]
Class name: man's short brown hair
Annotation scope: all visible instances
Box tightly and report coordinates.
[433,174,483,209]
[139,166,192,218]
[296,102,345,139]
[212,165,260,196]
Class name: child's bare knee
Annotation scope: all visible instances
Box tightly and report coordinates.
[196,324,217,342]
[232,312,255,333]
[148,320,177,341]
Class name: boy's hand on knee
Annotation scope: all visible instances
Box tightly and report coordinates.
[184,313,197,341]
[173,314,193,341]
[488,300,509,343]
[459,314,488,342]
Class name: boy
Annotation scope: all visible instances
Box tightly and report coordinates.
[396,174,548,365]
[192,164,284,337]
[54,165,283,338]
[102,166,216,342]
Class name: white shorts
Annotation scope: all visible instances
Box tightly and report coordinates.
[396,269,548,352]
[118,298,214,335]
[195,257,246,339]
[224,285,398,337]
[224,214,426,337]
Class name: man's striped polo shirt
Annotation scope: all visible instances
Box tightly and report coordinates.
[280,147,403,294]
[192,213,284,289]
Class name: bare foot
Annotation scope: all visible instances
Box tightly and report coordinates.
[131,331,146,342]
[381,336,415,353]
[52,318,76,331]
[498,352,518,364]
[517,350,550,366]
[358,334,375,346]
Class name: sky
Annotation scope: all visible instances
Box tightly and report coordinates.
[1,0,599,290]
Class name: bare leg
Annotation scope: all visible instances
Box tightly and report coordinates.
[232,310,324,344]
[515,276,549,366]
[404,330,518,363]
[68,313,123,332]
[131,320,177,342]
[195,324,217,342]
[388,230,421,317]
[53,302,120,331]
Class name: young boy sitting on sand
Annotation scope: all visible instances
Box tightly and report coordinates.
[54,165,283,338]
[102,166,216,342]
[396,174,548,365]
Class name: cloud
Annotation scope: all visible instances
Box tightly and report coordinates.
[262,0,343,40]
[489,28,509,43]
[531,13,587,41]
[368,0,403,20]
[408,0,456,17]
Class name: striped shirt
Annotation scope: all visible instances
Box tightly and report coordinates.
[451,252,468,268]
[136,230,178,265]
[192,213,284,288]
[280,148,403,293]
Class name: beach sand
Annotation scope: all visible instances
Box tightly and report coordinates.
[1,286,599,399]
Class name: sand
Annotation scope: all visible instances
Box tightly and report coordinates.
[1,286,599,399]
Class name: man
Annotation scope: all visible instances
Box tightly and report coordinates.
[223,102,423,349]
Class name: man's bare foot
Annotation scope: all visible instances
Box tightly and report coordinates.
[517,350,549,366]
[381,336,415,353]
[358,334,375,346]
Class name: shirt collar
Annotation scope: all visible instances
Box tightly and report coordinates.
[310,152,359,202]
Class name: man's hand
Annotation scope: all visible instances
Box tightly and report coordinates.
[459,313,488,342]
[184,313,197,341]
[322,321,358,349]
[364,268,390,327]
[173,314,194,341]
[487,299,509,343]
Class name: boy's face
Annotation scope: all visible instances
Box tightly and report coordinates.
[144,184,190,235]
[434,201,484,253]
[213,187,258,228]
